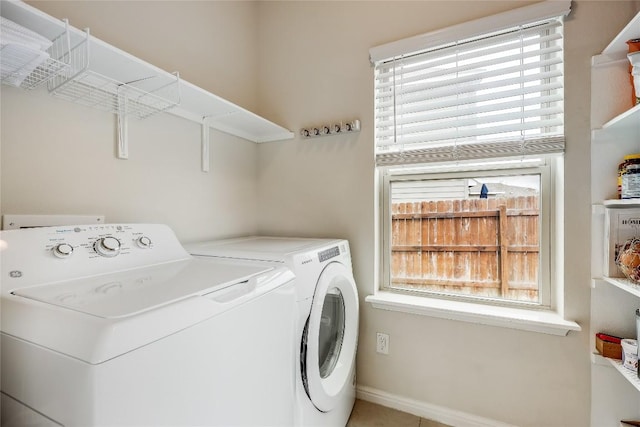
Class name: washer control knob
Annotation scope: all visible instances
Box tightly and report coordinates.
[53,243,74,259]
[136,236,152,249]
[94,236,121,258]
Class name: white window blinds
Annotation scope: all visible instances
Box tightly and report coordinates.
[372,1,570,167]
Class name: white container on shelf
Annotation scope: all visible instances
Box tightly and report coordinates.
[604,207,640,277]
[621,338,638,371]
[629,51,640,104]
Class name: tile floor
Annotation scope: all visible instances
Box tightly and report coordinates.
[346,399,452,427]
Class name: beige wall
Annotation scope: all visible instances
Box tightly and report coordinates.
[2,1,261,242]
[255,1,639,426]
[28,0,260,111]
[2,1,640,426]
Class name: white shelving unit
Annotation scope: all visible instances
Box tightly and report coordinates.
[590,10,640,427]
[0,1,294,159]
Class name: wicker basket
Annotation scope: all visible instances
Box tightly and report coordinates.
[615,237,640,283]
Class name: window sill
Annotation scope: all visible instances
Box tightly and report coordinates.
[365,291,581,336]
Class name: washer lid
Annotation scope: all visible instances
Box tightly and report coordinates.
[187,236,337,262]
[11,258,272,318]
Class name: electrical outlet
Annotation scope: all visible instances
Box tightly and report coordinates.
[376,332,389,355]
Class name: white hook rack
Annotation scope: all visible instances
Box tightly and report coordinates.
[300,119,360,139]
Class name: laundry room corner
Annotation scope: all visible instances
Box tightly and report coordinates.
[3,0,640,426]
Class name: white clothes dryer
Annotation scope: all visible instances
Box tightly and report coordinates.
[187,236,359,427]
[1,224,297,427]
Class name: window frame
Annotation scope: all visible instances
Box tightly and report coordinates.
[368,1,577,335]
[379,157,558,312]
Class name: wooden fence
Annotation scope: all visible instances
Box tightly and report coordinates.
[391,196,539,302]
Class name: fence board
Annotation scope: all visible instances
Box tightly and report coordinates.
[392,245,539,253]
[390,195,539,303]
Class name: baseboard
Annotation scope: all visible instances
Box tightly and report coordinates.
[355,385,518,427]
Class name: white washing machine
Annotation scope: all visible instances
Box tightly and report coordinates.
[0,224,297,427]
[187,236,359,427]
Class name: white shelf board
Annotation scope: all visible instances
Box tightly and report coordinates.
[594,277,640,299]
[604,198,640,208]
[610,358,640,393]
[592,353,640,393]
[592,352,614,366]
[601,11,640,61]
[0,0,294,143]
[592,104,640,140]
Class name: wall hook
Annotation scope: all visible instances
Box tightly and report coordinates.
[300,119,360,139]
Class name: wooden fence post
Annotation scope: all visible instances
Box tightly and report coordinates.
[499,204,509,297]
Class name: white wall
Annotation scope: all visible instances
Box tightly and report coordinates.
[255,1,640,426]
[2,1,261,242]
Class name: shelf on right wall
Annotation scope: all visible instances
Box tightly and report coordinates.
[593,277,640,299]
[590,9,640,427]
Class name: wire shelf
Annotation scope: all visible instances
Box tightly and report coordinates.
[1,16,71,90]
[47,31,180,120]
[50,69,181,119]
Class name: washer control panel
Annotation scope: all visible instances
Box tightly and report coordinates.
[40,225,154,260]
[136,236,152,249]
[94,236,122,258]
[1,224,189,289]
[52,242,74,259]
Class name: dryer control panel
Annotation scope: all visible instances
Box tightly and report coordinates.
[318,246,340,263]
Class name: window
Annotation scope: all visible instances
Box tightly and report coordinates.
[382,160,556,308]
[372,1,570,309]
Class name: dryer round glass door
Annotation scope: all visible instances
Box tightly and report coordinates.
[304,261,358,412]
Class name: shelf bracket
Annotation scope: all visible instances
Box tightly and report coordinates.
[201,116,210,172]
[116,90,128,159]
